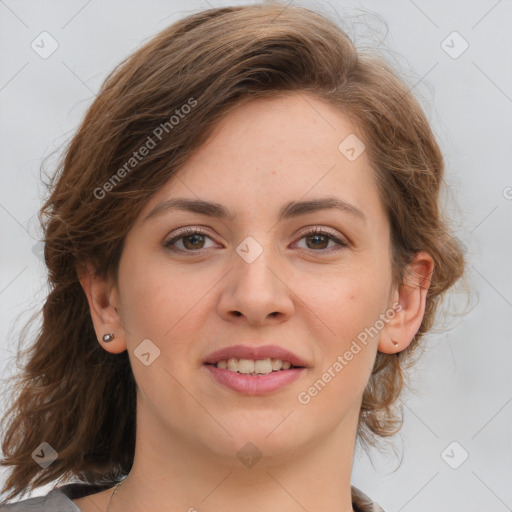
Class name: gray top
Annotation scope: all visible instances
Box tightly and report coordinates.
[0,483,385,511]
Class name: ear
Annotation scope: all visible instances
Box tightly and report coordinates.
[77,261,127,354]
[378,251,434,354]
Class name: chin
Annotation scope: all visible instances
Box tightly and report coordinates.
[200,412,315,462]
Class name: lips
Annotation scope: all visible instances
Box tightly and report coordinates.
[203,344,308,395]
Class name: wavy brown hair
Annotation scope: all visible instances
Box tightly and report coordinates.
[0,1,465,502]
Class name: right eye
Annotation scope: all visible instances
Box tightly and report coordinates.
[164,228,220,253]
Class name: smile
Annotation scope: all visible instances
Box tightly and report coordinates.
[203,344,308,395]
[212,357,296,375]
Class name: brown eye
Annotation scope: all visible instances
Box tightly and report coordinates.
[295,228,348,252]
[165,229,216,253]
[182,234,206,250]
[305,233,330,250]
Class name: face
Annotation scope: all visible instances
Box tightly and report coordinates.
[110,93,398,463]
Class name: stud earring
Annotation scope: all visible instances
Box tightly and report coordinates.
[102,333,114,342]
[391,339,399,347]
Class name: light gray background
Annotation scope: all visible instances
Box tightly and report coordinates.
[0,1,511,511]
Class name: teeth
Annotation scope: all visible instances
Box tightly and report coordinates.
[254,359,272,374]
[227,358,238,371]
[238,359,254,374]
[215,358,294,374]
[271,359,282,371]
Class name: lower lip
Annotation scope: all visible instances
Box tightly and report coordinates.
[204,365,306,395]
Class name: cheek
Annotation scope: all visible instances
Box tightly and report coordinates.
[118,255,218,364]
[292,260,391,406]
[296,261,391,341]
[297,281,384,412]
[116,252,184,339]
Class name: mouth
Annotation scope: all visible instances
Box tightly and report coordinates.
[205,357,301,375]
[202,344,308,395]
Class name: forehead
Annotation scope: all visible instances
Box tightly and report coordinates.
[203,92,364,164]
[137,92,383,224]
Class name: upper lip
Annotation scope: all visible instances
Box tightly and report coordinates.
[203,344,308,367]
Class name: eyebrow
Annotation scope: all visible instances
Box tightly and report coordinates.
[142,196,366,224]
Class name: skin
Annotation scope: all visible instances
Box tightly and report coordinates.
[77,92,433,512]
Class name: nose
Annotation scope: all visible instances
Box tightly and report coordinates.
[217,241,295,326]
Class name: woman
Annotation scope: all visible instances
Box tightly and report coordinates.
[0,3,465,511]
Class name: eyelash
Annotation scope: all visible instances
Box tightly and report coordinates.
[164,227,348,255]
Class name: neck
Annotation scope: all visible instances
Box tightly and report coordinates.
[109,405,359,512]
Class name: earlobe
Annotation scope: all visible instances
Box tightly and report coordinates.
[77,261,127,354]
[378,251,434,354]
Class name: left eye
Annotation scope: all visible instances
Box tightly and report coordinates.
[164,228,347,253]
[294,229,347,251]
[165,229,215,252]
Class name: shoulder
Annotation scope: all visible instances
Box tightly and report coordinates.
[1,483,384,512]
[351,485,386,512]
[0,483,111,512]
[0,489,76,511]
